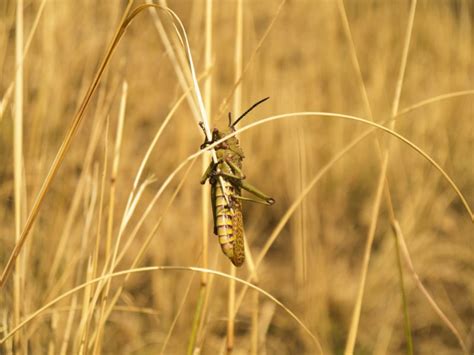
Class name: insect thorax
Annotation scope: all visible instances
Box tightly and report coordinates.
[213,128,244,163]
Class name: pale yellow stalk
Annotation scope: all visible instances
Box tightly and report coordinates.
[93,81,128,354]
[13,0,25,352]
[244,238,260,354]
[188,0,213,352]
[293,126,308,285]
[202,0,213,291]
[227,0,243,353]
[0,85,13,123]
[71,169,98,352]
[48,312,58,355]
[77,258,94,354]
[106,82,128,259]
[59,295,77,355]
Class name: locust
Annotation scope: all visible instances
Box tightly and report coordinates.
[199,97,274,267]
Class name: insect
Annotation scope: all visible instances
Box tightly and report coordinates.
[199,97,275,267]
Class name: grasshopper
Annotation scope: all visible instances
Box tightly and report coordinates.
[199,97,274,267]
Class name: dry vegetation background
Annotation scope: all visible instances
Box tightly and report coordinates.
[0,0,473,354]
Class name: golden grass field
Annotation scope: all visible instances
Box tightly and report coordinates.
[0,0,473,354]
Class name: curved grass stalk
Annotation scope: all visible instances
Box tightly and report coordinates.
[81,103,473,319]
[75,99,470,352]
[397,90,474,117]
[82,110,471,299]
[128,109,469,241]
[0,266,323,353]
[226,104,471,353]
[105,107,474,295]
[205,112,472,220]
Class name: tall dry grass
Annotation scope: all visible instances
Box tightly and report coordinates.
[0,0,473,354]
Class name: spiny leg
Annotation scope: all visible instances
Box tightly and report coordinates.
[238,180,275,205]
[232,194,273,205]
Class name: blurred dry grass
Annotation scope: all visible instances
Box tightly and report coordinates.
[0,0,473,354]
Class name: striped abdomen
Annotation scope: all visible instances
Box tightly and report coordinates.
[214,179,245,267]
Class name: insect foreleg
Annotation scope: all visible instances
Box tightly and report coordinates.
[200,161,216,184]
[198,121,214,149]
[238,180,275,205]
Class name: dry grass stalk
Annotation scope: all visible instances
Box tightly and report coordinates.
[1,2,471,353]
[13,0,25,352]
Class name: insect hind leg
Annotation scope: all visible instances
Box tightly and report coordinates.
[238,180,275,205]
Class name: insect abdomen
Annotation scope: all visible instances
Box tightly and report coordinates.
[215,180,245,267]
[231,199,245,266]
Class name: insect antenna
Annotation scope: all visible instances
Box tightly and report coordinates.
[230,96,270,128]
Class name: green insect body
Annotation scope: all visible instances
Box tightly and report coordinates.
[200,98,274,267]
